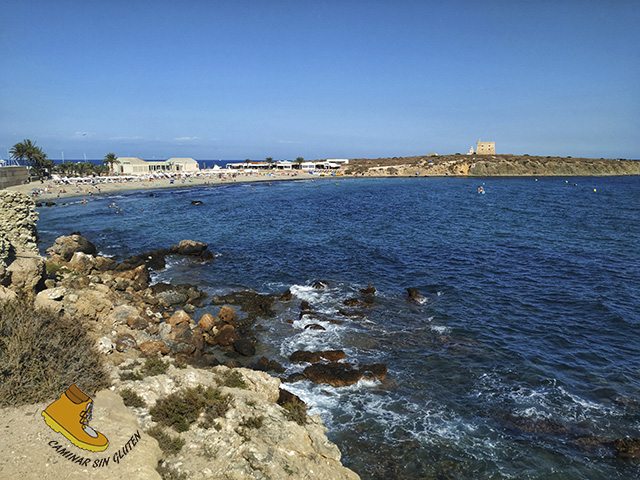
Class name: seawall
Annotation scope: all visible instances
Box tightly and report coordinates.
[0,166,29,189]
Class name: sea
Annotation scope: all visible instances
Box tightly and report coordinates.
[35,176,640,480]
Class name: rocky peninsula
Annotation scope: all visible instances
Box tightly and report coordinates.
[0,191,365,479]
[343,154,640,177]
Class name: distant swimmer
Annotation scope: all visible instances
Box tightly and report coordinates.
[477,186,485,195]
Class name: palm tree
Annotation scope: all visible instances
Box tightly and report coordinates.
[295,157,304,169]
[9,141,28,165]
[11,139,51,178]
[244,159,251,169]
[103,153,119,172]
[265,157,274,169]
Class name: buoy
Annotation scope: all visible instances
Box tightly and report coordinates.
[594,189,597,192]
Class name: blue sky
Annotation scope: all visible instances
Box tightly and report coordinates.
[1,0,638,160]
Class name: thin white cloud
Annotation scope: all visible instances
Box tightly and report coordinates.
[108,136,145,141]
[174,136,200,141]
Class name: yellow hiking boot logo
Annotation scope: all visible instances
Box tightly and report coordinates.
[42,384,109,452]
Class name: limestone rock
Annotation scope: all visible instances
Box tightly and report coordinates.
[116,333,138,352]
[173,239,208,256]
[48,234,98,261]
[96,336,115,355]
[107,305,140,327]
[0,192,39,256]
[73,289,113,320]
[7,254,45,292]
[68,251,96,274]
[117,366,358,479]
[34,287,66,313]
[0,285,17,303]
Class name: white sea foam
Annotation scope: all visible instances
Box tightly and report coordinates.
[430,325,450,334]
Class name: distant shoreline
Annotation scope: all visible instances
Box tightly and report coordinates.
[3,170,319,201]
[4,154,639,201]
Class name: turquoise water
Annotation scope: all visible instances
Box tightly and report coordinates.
[36,176,640,479]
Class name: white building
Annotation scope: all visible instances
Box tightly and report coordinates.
[115,157,199,174]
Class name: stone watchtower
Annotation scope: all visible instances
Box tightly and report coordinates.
[476,141,495,155]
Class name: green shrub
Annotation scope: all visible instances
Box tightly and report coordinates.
[45,262,68,277]
[150,385,232,433]
[221,370,247,389]
[120,387,146,408]
[236,415,264,441]
[282,399,309,425]
[119,356,168,381]
[146,425,185,456]
[141,356,169,376]
[0,296,107,407]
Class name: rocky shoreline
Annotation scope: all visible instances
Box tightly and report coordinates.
[0,191,366,479]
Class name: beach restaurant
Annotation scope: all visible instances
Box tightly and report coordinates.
[225,159,349,171]
[115,157,199,174]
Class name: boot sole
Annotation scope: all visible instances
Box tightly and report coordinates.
[42,411,109,452]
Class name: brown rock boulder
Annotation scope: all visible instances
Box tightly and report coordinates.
[213,324,239,346]
[167,309,191,327]
[126,315,149,330]
[114,264,150,291]
[138,340,169,356]
[254,356,286,373]
[290,350,323,363]
[198,313,216,331]
[171,325,204,351]
[216,305,238,326]
[321,350,347,362]
[360,284,376,295]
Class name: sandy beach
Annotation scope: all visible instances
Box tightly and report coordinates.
[3,169,325,201]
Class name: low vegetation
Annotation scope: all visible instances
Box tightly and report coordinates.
[119,356,169,381]
[0,296,107,407]
[281,398,309,426]
[146,425,185,456]
[150,385,232,432]
[221,369,247,389]
[119,387,146,408]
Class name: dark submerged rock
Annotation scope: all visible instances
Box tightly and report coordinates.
[614,437,640,459]
[304,362,387,387]
[407,287,427,304]
[233,338,256,357]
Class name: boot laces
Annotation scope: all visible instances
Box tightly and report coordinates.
[79,402,99,438]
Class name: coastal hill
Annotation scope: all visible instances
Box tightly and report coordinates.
[342,154,640,177]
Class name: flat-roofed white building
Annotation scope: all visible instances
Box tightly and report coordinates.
[116,157,200,174]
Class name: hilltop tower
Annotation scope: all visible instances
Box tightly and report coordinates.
[476,141,495,155]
